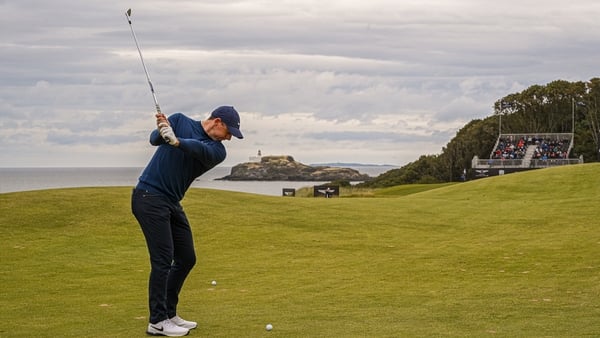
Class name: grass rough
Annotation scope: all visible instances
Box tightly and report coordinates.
[1,163,599,337]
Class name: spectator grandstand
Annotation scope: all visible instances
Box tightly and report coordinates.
[472,133,582,175]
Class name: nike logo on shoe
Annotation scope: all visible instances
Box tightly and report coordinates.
[150,325,164,332]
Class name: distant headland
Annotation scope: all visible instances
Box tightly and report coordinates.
[218,155,371,181]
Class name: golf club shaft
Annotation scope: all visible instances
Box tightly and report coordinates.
[125,8,162,116]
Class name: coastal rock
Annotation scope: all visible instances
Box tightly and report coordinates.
[219,155,371,181]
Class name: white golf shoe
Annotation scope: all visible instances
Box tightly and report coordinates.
[146,319,189,336]
[170,315,198,330]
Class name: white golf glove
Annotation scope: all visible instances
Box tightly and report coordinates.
[159,125,179,146]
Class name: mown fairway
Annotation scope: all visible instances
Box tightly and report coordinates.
[1,164,599,337]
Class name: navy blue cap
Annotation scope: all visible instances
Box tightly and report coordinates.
[210,106,243,139]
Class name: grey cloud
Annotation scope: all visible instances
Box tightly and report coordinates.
[46,132,140,146]
[305,130,452,144]
[2,0,600,167]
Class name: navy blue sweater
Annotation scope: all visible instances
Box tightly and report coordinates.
[136,113,226,202]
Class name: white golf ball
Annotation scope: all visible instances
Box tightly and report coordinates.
[266,324,273,331]
[211,280,217,286]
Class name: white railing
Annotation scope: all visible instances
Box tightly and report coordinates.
[473,157,583,168]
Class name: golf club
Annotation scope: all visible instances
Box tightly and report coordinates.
[125,8,162,116]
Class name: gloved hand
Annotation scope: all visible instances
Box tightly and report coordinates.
[156,113,169,128]
[159,126,179,146]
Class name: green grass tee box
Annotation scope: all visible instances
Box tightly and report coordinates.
[1,164,599,337]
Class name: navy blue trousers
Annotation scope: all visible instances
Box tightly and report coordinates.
[131,189,197,324]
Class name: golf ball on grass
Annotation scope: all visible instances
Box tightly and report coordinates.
[266,324,273,331]
[211,280,217,286]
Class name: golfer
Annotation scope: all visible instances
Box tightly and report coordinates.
[132,106,243,336]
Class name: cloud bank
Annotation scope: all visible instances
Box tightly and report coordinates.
[1,0,599,167]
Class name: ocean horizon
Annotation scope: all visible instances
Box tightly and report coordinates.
[0,165,397,196]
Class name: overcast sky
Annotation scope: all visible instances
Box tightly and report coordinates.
[1,0,599,167]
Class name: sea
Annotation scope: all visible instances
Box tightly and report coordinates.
[0,166,397,196]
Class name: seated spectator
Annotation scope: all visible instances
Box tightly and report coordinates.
[491,137,527,160]
[532,138,570,160]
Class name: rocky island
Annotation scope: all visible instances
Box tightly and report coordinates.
[218,155,371,181]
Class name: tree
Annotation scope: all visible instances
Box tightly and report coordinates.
[581,78,600,160]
